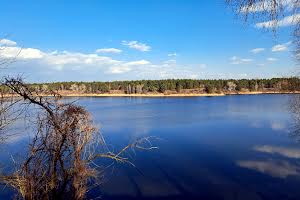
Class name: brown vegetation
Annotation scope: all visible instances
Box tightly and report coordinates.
[1,2,300,199]
[0,78,157,200]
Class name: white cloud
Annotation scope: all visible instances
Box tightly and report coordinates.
[109,66,131,74]
[1,39,202,80]
[230,56,253,65]
[240,1,270,13]
[168,53,177,57]
[122,40,151,52]
[199,64,207,69]
[139,67,199,80]
[254,145,300,159]
[250,48,265,54]
[163,59,177,65]
[272,41,291,52]
[267,57,278,61]
[134,60,202,80]
[124,60,150,66]
[243,1,300,29]
[96,48,122,54]
[0,39,17,46]
[239,73,248,77]
[257,63,265,67]
[237,160,300,178]
[0,40,130,73]
[241,0,298,13]
[1,46,44,59]
[256,14,300,29]
[109,60,150,74]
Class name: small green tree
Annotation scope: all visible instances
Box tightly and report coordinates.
[176,82,183,93]
[205,84,214,94]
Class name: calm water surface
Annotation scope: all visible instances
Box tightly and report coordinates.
[1,95,300,200]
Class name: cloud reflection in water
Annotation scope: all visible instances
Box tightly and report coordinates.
[237,160,300,178]
[254,145,300,159]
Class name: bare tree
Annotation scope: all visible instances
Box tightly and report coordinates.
[0,78,157,200]
[227,0,300,55]
[227,1,300,142]
[0,90,22,141]
[0,39,21,139]
[0,37,157,199]
[227,1,299,19]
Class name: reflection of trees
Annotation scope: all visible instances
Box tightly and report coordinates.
[289,95,300,140]
[290,95,300,141]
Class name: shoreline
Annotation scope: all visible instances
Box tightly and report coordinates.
[2,91,300,98]
[48,91,300,97]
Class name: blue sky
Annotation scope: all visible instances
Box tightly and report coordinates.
[0,0,298,82]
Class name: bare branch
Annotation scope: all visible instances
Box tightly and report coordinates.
[0,77,158,200]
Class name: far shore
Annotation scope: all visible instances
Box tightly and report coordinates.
[3,91,300,98]
[38,91,300,97]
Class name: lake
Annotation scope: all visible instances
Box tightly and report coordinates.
[1,94,300,200]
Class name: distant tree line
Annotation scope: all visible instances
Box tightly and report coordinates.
[1,78,300,95]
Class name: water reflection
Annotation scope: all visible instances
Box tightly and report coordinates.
[238,144,300,179]
[254,145,300,159]
[270,121,287,131]
[2,95,300,200]
[237,160,300,178]
[289,95,300,143]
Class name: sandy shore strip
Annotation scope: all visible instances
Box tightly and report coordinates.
[47,91,300,97]
[2,91,300,98]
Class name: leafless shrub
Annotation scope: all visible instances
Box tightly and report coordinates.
[0,40,22,141]
[0,78,158,200]
[0,37,21,68]
[0,93,22,142]
[0,37,158,199]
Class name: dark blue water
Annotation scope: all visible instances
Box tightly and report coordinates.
[1,95,300,200]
